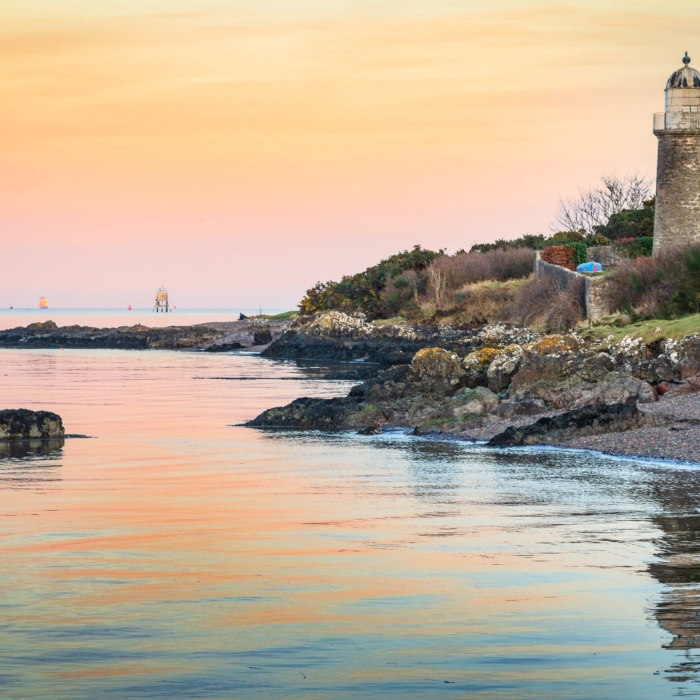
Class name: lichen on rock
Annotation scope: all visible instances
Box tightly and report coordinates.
[487,344,524,393]
[0,409,65,441]
[406,347,466,396]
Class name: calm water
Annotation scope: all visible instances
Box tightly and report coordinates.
[1,349,700,699]
[0,309,292,331]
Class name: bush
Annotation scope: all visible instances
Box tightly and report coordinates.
[507,276,585,332]
[565,242,588,267]
[425,249,535,309]
[299,245,442,318]
[613,236,653,259]
[593,197,655,241]
[470,234,548,253]
[541,246,575,270]
[604,243,700,318]
[449,280,525,325]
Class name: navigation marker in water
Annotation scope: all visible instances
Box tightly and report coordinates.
[153,286,170,312]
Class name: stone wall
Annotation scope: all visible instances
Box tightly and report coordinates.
[587,245,622,268]
[535,256,610,321]
[653,132,700,254]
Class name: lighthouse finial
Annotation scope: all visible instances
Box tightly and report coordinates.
[683,52,691,66]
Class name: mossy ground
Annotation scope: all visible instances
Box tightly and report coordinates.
[582,314,700,344]
[257,310,298,321]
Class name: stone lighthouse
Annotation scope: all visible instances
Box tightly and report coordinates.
[653,52,700,254]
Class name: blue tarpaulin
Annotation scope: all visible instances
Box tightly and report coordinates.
[576,261,603,273]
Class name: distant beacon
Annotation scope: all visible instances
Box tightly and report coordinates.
[153,286,170,313]
[653,52,700,254]
[38,296,48,309]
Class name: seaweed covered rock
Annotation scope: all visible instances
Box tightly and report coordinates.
[246,396,365,430]
[488,398,662,447]
[0,409,65,441]
[406,347,466,396]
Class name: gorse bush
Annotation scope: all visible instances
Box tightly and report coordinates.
[299,245,442,318]
[604,243,700,319]
[300,247,535,320]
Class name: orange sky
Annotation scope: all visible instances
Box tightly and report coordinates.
[1,0,698,308]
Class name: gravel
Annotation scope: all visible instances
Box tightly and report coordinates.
[563,391,700,464]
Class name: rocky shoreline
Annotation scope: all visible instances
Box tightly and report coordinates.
[249,311,700,464]
[5,311,700,464]
[0,318,289,351]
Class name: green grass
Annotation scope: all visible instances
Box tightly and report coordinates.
[583,313,700,343]
[255,310,298,321]
[372,316,409,326]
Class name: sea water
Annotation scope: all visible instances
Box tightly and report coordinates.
[0,309,292,331]
[1,348,699,699]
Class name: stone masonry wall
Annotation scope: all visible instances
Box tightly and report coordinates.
[535,257,611,322]
[654,132,700,254]
[585,275,610,322]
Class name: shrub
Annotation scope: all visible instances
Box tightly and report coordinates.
[449,280,526,325]
[541,246,575,270]
[604,243,700,318]
[507,276,585,332]
[425,249,535,309]
[299,245,442,318]
[613,236,653,259]
[565,242,588,267]
[470,234,548,253]
[593,197,655,241]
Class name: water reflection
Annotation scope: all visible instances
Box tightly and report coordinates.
[5,348,700,698]
[646,466,700,675]
[0,438,63,488]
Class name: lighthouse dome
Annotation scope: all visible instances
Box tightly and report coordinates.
[666,53,700,89]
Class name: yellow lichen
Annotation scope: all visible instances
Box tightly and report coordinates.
[475,347,499,364]
[526,335,582,356]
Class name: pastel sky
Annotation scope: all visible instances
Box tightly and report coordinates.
[1,0,698,308]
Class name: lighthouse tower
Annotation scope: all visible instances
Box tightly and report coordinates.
[653,53,700,254]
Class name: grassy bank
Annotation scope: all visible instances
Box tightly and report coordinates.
[583,314,700,343]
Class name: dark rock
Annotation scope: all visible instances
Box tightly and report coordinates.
[488,398,664,448]
[253,327,273,346]
[261,311,483,365]
[246,396,363,430]
[0,321,232,350]
[205,342,243,352]
[0,409,65,441]
[358,426,382,435]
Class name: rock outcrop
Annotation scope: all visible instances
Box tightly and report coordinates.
[0,318,289,351]
[262,311,496,365]
[488,398,664,447]
[0,409,65,441]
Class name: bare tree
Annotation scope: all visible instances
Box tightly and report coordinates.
[552,172,653,235]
